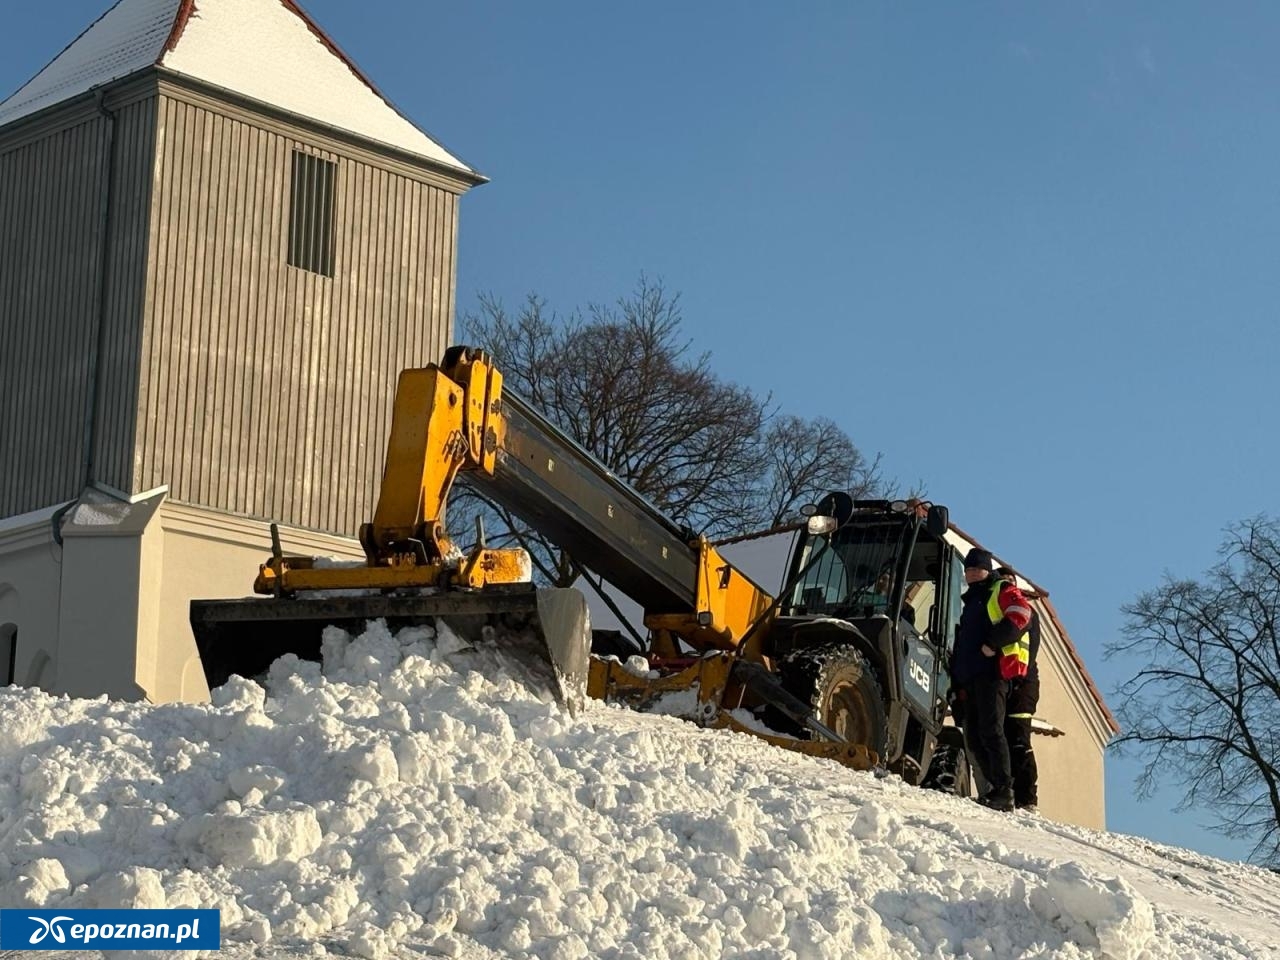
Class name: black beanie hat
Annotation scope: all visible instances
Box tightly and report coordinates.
[964,548,994,572]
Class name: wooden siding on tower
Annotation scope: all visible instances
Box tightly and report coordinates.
[0,97,156,517]
[135,95,458,535]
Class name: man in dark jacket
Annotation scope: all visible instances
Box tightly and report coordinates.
[952,548,1033,812]
[997,566,1041,811]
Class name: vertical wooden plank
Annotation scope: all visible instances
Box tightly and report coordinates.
[259,129,285,520]
[445,191,459,346]
[37,127,68,503]
[246,122,271,517]
[0,142,19,508]
[14,137,37,501]
[221,117,246,513]
[32,130,62,505]
[275,138,300,522]
[250,127,275,520]
[195,110,219,505]
[430,185,446,357]
[102,98,156,494]
[98,110,123,490]
[404,178,421,364]
[345,159,375,531]
[157,99,190,493]
[373,164,395,525]
[270,134,295,521]
[141,96,177,492]
[312,151,342,530]
[51,120,95,504]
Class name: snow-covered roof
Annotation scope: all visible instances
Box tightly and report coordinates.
[0,0,475,176]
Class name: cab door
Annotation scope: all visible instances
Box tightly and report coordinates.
[931,544,965,714]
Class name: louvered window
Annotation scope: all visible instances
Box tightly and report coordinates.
[288,150,336,277]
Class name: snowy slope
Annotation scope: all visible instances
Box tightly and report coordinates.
[0,621,1276,960]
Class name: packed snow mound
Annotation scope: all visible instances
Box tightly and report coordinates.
[1,621,1277,960]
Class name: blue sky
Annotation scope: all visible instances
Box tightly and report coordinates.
[4,2,1277,864]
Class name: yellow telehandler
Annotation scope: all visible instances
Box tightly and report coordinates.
[191,347,969,786]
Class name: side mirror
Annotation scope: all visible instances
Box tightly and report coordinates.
[926,504,949,538]
[813,491,854,529]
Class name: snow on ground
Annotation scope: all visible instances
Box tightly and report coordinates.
[1,620,1277,960]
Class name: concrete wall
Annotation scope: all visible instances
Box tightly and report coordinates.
[146,499,365,703]
[0,506,66,690]
[55,490,166,700]
[0,488,363,704]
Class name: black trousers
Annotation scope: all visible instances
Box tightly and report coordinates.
[961,673,1011,796]
[1006,677,1040,807]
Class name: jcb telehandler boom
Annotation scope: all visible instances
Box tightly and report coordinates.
[191,347,965,781]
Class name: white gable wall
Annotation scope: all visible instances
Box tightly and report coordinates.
[162,0,469,170]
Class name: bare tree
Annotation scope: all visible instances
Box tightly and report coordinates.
[450,276,892,590]
[1108,516,1280,866]
[754,415,888,527]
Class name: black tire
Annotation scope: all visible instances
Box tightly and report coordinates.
[922,739,974,798]
[777,643,888,761]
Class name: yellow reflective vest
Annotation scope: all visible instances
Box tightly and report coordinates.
[986,578,1031,681]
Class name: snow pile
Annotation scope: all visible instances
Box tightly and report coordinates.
[1,621,1277,960]
[1030,864,1155,958]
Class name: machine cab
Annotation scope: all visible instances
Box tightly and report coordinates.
[780,497,962,723]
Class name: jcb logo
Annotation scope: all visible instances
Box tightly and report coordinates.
[908,659,931,693]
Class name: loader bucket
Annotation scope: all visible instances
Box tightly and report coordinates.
[189,586,591,712]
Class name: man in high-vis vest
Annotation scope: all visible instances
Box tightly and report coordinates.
[997,566,1041,811]
[951,547,1033,812]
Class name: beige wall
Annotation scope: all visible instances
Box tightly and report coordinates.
[56,491,166,699]
[1028,609,1113,829]
[0,488,363,704]
[145,499,365,703]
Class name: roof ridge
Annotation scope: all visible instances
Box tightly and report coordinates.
[162,0,198,55]
[1,0,479,177]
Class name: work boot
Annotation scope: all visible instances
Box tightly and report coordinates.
[976,788,1014,812]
